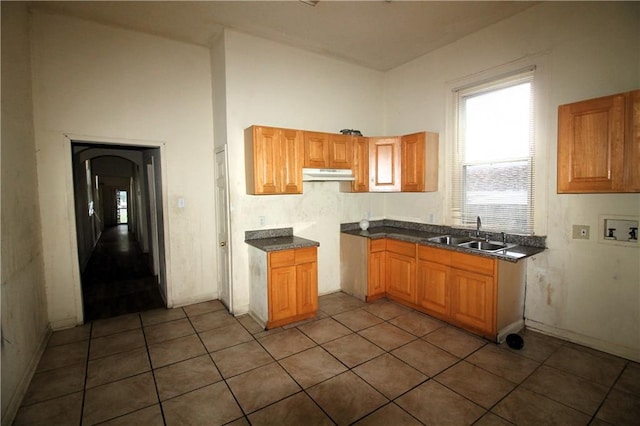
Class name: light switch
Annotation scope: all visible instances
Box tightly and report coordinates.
[178,198,186,208]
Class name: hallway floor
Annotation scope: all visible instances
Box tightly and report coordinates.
[15,292,640,425]
[82,225,164,322]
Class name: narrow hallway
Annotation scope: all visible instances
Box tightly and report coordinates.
[82,224,164,322]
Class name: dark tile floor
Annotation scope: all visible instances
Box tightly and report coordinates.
[81,225,164,322]
[14,292,640,425]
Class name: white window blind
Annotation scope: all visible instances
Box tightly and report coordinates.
[452,69,535,235]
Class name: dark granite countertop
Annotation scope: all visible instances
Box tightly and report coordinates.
[245,227,320,252]
[341,220,545,263]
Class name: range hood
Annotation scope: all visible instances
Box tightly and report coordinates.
[302,168,355,182]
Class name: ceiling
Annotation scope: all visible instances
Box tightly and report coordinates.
[30,1,538,71]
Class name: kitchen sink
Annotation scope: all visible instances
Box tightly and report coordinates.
[427,235,472,245]
[458,240,510,252]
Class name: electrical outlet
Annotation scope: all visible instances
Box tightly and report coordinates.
[259,216,266,226]
[572,224,590,240]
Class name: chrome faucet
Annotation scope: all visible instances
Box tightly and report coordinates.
[476,216,481,238]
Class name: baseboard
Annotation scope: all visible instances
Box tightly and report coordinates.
[1,326,52,426]
[525,318,640,362]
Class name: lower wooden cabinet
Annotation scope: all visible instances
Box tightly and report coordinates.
[385,240,416,304]
[367,239,386,300]
[449,267,496,335]
[416,259,450,317]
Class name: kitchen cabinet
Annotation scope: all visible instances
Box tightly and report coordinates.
[268,247,318,328]
[416,251,450,318]
[401,132,439,192]
[303,131,352,169]
[341,136,369,193]
[340,234,385,301]
[245,125,304,195]
[385,240,416,304]
[369,137,401,192]
[367,239,386,300]
[558,89,640,193]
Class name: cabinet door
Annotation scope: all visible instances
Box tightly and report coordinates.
[247,126,279,194]
[328,134,352,169]
[450,269,495,335]
[368,250,386,298]
[416,260,450,317]
[350,136,369,192]
[296,261,318,315]
[304,131,328,168]
[369,137,401,192]
[280,129,304,194]
[624,90,640,191]
[558,93,626,193]
[269,265,297,322]
[386,252,416,304]
[401,132,425,192]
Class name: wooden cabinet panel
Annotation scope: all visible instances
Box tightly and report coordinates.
[386,251,415,304]
[328,134,352,169]
[369,137,401,192]
[386,239,416,257]
[297,261,318,315]
[350,136,369,192]
[269,265,297,322]
[401,132,439,192]
[450,268,496,335]
[417,259,450,317]
[303,131,329,168]
[246,126,303,195]
[368,249,386,299]
[625,90,640,191]
[450,251,495,276]
[370,238,386,252]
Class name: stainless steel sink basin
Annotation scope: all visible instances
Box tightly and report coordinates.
[427,235,472,246]
[458,240,509,252]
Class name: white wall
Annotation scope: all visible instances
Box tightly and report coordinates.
[30,11,217,327]
[221,30,387,312]
[1,2,50,422]
[384,2,640,360]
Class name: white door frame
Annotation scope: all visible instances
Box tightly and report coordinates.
[214,145,233,313]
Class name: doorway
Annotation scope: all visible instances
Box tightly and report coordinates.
[71,142,168,321]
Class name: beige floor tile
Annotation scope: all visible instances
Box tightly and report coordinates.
[474,412,514,426]
[492,387,591,426]
[36,340,89,372]
[237,314,265,334]
[189,309,239,333]
[595,388,640,425]
[199,322,254,352]
[22,363,86,406]
[298,317,353,344]
[322,333,385,368]
[307,371,388,425]
[521,365,608,415]
[154,354,222,400]
[280,346,348,388]
[91,313,141,338]
[354,403,422,426]
[332,308,384,331]
[47,324,91,347]
[14,391,83,426]
[143,317,195,345]
[140,307,186,326]
[86,347,150,388]
[211,340,274,378]
[82,372,158,425]
[248,392,334,426]
[89,328,145,360]
[396,380,485,425]
[358,322,416,351]
[353,353,427,399]
[435,361,515,409]
[466,344,539,384]
[148,333,206,368]
[182,299,226,317]
[226,418,251,426]
[615,361,640,396]
[98,404,164,425]
[258,328,317,360]
[545,345,627,387]
[423,325,486,358]
[500,328,563,362]
[389,311,445,336]
[318,293,367,315]
[363,299,410,320]
[391,339,459,377]
[162,382,243,425]
[226,363,300,413]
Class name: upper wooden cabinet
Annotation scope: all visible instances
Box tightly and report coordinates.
[245,126,304,195]
[401,132,439,192]
[349,136,369,192]
[558,89,640,193]
[303,131,352,169]
[369,137,401,192]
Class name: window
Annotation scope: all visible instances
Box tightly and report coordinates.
[452,69,535,234]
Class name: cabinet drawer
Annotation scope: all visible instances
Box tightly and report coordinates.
[269,250,295,268]
[386,239,416,257]
[450,251,495,276]
[295,246,317,264]
[369,238,386,253]
[418,245,451,265]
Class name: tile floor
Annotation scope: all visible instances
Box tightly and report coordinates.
[14,292,640,425]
